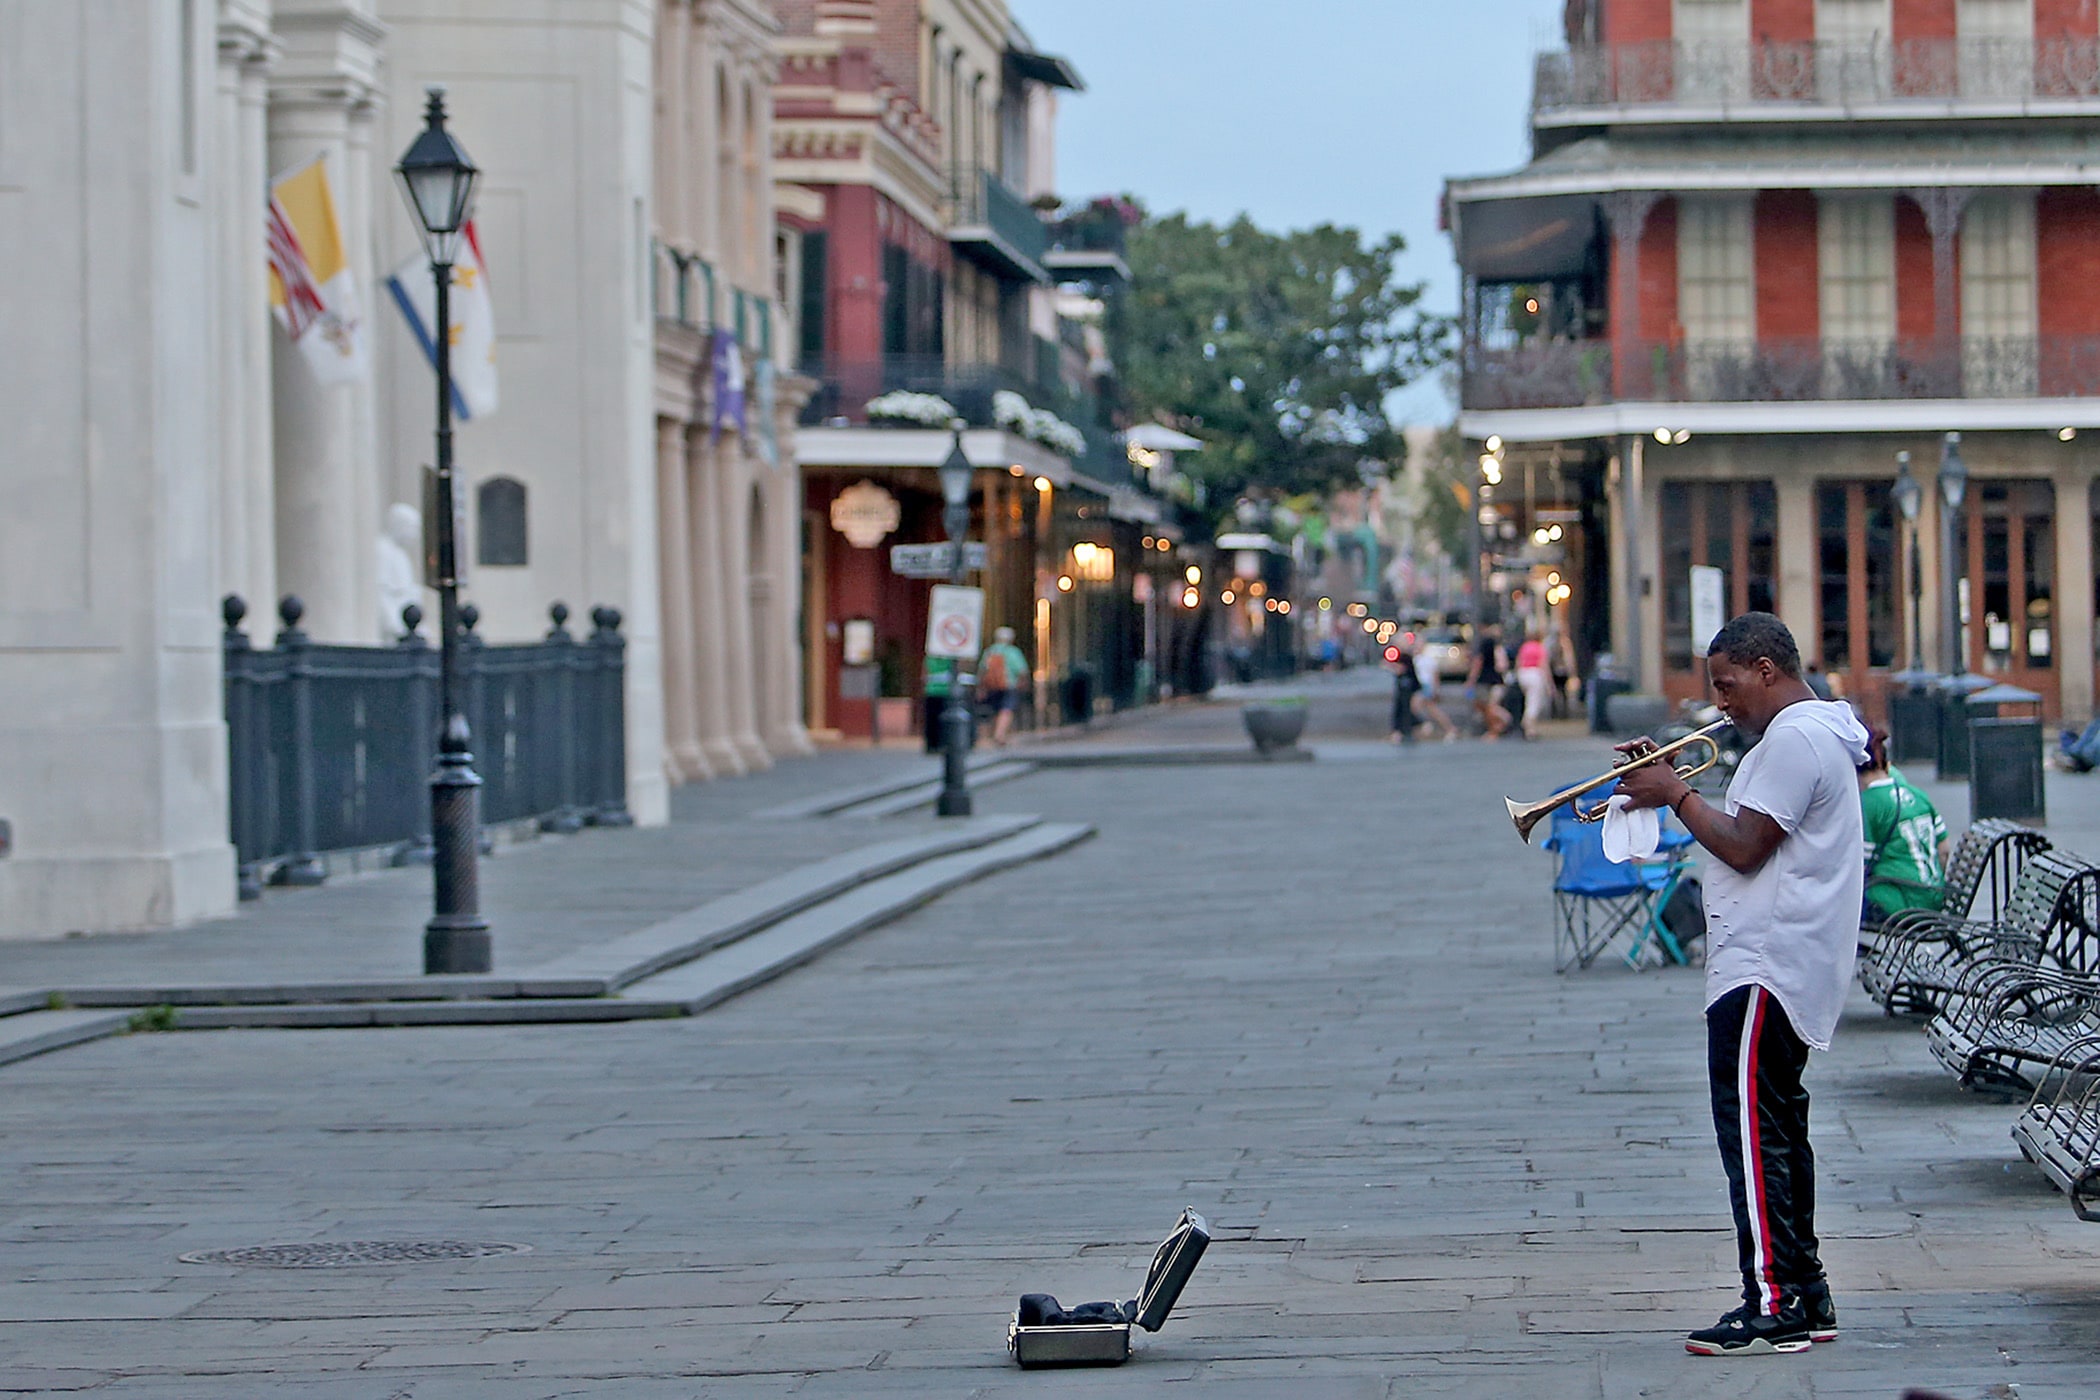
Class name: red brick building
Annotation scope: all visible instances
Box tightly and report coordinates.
[1449,0,2100,719]
[772,0,1175,741]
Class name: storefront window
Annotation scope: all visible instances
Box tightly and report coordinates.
[1662,480,1777,672]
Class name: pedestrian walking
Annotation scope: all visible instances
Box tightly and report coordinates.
[1613,612,1868,1356]
[977,626,1029,747]
[1465,622,1511,739]
[1411,642,1458,741]
[1514,629,1551,740]
[1386,644,1421,744]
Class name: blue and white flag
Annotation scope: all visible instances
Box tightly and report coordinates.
[712,329,746,440]
[386,222,499,420]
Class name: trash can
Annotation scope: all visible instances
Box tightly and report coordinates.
[1967,683,2046,823]
[1934,672,1994,778]
[1886,668,1939,766]
[1589,657,1630,736]
[1061,666,1094,726]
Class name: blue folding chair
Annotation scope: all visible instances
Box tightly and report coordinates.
[1539,776,1697,971]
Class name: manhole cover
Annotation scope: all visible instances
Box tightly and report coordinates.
[179,1240,531,1268]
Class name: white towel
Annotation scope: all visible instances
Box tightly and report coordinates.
[1600,793,1661,863]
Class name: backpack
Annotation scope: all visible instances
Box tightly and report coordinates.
[982,648,1010,690]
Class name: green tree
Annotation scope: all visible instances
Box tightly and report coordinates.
[1116,210,1448,505]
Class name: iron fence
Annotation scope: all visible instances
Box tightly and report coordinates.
[222,593,630,898]
[1463,336,2100,410]
[1536,37,2100,112]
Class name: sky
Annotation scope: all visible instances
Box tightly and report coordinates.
[1008,0,1565,425]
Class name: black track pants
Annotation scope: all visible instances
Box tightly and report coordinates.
[1706,984,1825,1314]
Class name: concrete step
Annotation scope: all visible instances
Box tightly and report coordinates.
[622,820,1094,1013]
[0,1010,132,1066]
[752,752,1012,820]
[519,814,1042,992]
[138,822,1094,1033]
[839,761,1037,819]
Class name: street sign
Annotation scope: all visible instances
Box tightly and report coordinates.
[890,541,987,577]
[1690,564,1726,656]
[925,584,985,660]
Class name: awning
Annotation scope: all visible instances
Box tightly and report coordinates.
[1454,194,1598,282]
[1008,48,1084,91]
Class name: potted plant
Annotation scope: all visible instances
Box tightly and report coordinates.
[1241,696,1308,754]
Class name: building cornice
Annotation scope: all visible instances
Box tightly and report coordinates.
[1450,160,2100,203]
[1459,397,2100,444]
[265,1,387,110]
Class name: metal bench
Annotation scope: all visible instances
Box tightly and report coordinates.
[1859,818,2051,1016]
[1920,852,2100,1094]
[2012,1032,2100,1220]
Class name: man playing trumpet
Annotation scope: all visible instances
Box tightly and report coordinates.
[1612,613,1868,1357]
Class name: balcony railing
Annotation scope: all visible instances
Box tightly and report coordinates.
[1535,37,2100,112]
[798,355,1133,487]
[1463,336,2100,410]
[949,168,1051,282]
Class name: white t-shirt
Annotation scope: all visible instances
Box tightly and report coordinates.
[1413,650,1439,695]
[1702,700,1869,1050]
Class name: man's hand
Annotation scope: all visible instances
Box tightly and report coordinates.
[1610,735,1691,812]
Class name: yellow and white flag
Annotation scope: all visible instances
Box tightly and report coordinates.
[265,156,368,384]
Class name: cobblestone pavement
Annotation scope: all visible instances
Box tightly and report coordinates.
[3,671,2100,1397]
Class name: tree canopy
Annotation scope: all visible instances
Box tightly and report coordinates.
[1116,210,1448,506]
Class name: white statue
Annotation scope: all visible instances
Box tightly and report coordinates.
[376,502,425,640]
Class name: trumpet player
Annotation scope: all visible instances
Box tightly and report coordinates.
[1612,612,1869,1357]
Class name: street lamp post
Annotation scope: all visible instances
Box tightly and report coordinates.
[935,421,974,818]
[395,88,490,975]
[1892,450,1923,672]
[1938,431,1969,677]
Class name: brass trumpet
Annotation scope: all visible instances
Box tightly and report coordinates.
[1504,719,1730,844]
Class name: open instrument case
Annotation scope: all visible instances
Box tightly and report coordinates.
[1006,1209,1210,1368]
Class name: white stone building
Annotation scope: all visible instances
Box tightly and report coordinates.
[0,0,808,939]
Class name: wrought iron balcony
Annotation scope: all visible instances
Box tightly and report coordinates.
[949,168,1051,284]
[797,355,1134,488]
[1463,336,2100,410]
[1534,37,2100,114]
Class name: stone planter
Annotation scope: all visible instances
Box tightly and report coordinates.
[1241,703,1308,754]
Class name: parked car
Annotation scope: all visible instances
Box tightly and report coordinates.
[1421,627,1472,683]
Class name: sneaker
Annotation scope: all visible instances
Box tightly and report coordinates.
[1790,1281,1837,1343]
[1685,1302,1812,1356]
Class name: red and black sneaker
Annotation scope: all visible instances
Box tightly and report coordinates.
[1685,1302,1812,1356]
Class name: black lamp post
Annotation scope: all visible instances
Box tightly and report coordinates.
[395,88,490,975]
[1892,450,1923,672]
[1938,430,1969,677]
[935,420,975,818]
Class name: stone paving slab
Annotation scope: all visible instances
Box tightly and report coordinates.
[0,673,2097,1394]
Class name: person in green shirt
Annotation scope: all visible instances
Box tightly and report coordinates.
[1858,724,1949,923]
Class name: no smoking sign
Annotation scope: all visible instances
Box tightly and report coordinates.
[925,585,985,661]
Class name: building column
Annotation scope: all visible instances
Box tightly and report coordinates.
[1905,187,1976,379]
[657,416,710,781]
[718,435,770,769]
[2056,463,2094,723]
[265,1,384,642]
[764,375,816,756]
[1773,474,1820,654]
[216,6,277,614]
[687,428,745,774]
[1603,190,1659,394]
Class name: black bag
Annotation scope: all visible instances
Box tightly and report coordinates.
[1660,876,1705,949]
